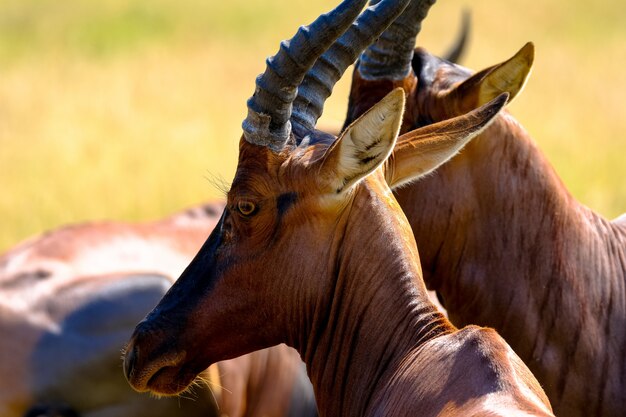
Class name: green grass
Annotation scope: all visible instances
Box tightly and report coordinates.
[1,0,625,252]
[0,0,340,62]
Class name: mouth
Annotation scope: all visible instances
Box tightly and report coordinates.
[125,348,200,396]
[145,363,199,396]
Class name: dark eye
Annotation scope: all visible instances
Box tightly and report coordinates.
[237,200,256,216]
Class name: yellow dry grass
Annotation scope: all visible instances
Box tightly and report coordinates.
[1,0,625,252]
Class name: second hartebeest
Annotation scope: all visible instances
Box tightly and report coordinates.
[123,0,553,415]
[342,2,626,416]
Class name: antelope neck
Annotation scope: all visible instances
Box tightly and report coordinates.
[293,182,452,416]
[395,113,626,414]
[395,113,571,317]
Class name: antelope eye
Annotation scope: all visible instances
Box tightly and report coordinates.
[237,200,256,216]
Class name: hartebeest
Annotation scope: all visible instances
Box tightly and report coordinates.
[0,201,316,417]
[342,3,626,416]
[123,0,553,415]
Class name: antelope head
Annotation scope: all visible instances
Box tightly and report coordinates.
[123,0,508,397]
[409,42,534,128]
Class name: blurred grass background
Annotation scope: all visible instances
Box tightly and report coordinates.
[0,0,625,252]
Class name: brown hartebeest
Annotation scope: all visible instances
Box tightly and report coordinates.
[0,201,316,417]
[123,0,553,415]
[342,3,626,416]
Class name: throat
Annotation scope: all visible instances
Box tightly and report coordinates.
[299,203,453,416]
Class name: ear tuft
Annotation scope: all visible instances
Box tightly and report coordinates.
[322,88,405,193]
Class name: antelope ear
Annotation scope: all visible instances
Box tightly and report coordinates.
[452,42,534,107]
[320,88,405,194]
[386,93,508,188]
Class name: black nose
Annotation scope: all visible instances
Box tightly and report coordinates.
[123,344,138,382]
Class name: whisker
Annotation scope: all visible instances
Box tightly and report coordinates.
[193,374,221,410]
[196,373,231,394]
[204,171,230,196]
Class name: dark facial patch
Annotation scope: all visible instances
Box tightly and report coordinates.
[265,192,299,245]
[142,210,229,328]
[277,192,298,217]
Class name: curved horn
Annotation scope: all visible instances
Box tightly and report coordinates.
[292,0,411,134]
[358,0,436,80]
[242,0,368,152]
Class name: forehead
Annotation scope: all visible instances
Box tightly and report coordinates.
[230,129,348,204]
[230,138,324,200]
[230,140,279,197]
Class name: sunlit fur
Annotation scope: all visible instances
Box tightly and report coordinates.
[0,202,315,417]
[124,89,553,416]
[347,43,626,417]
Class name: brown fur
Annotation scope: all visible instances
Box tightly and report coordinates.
[346,47,626,416]
[123,89,553,416]
[0,201,315,417]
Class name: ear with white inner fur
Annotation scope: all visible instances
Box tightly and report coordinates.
[386,92,509,189]
[452,42,534,108]
[320,88,405,194]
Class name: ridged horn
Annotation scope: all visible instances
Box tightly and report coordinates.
[242,0,368,152]
[291,0,411,134]
[358,0,436,80]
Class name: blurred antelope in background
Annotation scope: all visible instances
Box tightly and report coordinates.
[0,201,316,417]
[343,1,626,416]
[123,0,553,415]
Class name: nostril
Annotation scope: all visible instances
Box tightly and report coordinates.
[123,345,138,382]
